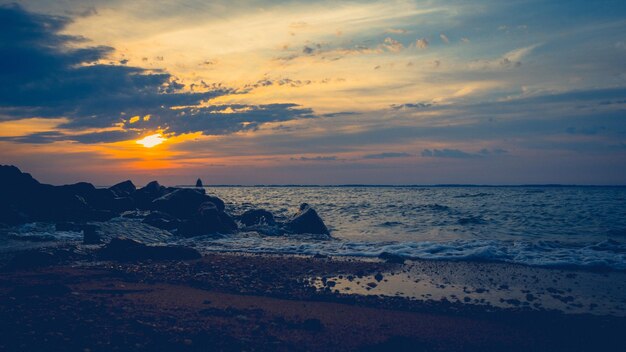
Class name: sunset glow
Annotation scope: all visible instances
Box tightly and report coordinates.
[0,1,624,185]
[136,134,166,148]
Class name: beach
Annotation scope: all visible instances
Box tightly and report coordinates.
[2,250,625,351]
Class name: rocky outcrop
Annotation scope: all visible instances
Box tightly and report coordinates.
[152,189,211,218]
[240,209,276,226]
[132,181,167,209]
[108,180,136,198]
[284,204,329,235]
[178,202,237,237]
[142,211,180,231]
[0,165,332,241]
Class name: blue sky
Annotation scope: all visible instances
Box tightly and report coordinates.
[0,0,625,184]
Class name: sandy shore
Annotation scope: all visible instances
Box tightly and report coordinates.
[1,252,626,351]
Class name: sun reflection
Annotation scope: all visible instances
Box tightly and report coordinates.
[136,133,166,148]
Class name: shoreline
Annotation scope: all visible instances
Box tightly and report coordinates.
[2,251,626,351]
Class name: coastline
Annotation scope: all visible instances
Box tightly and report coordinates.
[2,251,625,351]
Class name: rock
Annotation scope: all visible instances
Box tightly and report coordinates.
[142,211,180,230]
[98,237,201,261]
[284,203,329,235]
[132,181,167,209]
[151,188,206,217]
[0,165,129,223]
[178,202,237,237]
[196,178,203,187]
[82,225,102,244]
[239,209,276,226]
[108,180,136,198]
[152,188,225,218]
[0,204,29,225]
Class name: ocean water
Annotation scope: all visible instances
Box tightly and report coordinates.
[3,186,626,270]
[187,186,626,270]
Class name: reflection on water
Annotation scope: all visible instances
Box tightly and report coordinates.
[310,260,626,317]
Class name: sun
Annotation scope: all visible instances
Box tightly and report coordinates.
[136,133,166,148]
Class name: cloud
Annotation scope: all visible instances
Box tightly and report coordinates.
[0,4,315,143]
[390,102,432,110]
[415,38,429,49]
[421,149,479,158]
[363,152,411,159]
[470,44,540,70]
[382,37,404,52]
[384,28,408,35]
[291,156,338,161]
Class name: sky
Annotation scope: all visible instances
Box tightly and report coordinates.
[0,0,625,185]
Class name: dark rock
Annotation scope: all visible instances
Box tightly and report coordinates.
[378,252,405,264]
[284,203,329,235]
[142,211,180,230]
[240,209,276,226]
[83,225,102,244]
[205,195,224,211]
[133,181,167,209]
[196,178,203,187]
[98,237,201,261]
[109,180,136,198]
[374,273,384,282]
[178,202,237,236]
[0,204,29,225]
[5,251,59,270]
[152,188,208,218]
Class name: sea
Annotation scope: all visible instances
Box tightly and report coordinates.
[4,186,626,271]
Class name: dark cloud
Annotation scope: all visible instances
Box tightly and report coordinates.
[421,149,479,159]
[390,102,432,110]
[0,4,315,143]
[363,152,411,159]
[478,148,508,156]
[291,156,338,161]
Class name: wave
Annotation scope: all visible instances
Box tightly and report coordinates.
[3,220,626,271]
[180,236,626,271]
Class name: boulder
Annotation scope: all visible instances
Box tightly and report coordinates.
[0,165,128,223]
[0,204,29,225]
[152,188,225,218]
[177,202,237,237]
[97,237,201,261]
[142,211,180,230]
[285,203,329,235]
[109,180,136,198]
[133,181,167,209]
[239,209,276,226]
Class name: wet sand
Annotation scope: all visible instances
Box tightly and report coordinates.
[1,253,626,351]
